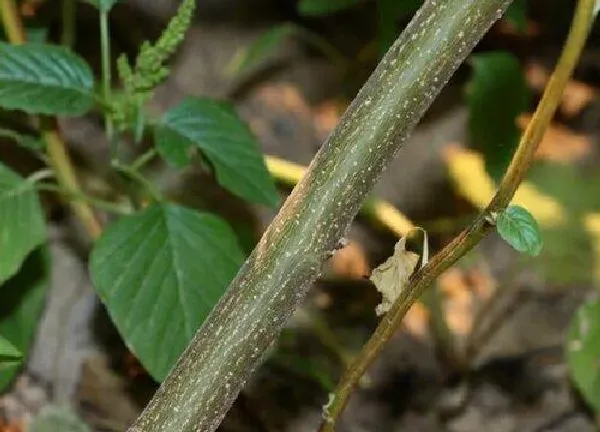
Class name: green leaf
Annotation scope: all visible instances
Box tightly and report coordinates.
[0,162,46,285]
[0,42,95,116]
[82,0,120,12]
[89,203,246,381]
[467,52,530,181]
[505,0,528,33]
[0,127,44,150]
[297,0,360,16]
[30,405,91,432]
[0,249,50,391]
[0,334,22,366]
[227,24,296,76]
[567,297,600,411]
[155,97,280,207]
[495,205,543,257]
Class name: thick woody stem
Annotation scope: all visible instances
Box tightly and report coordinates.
[131,1,514,431]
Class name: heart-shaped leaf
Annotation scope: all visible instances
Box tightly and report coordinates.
[0,249,49,391]
[495,205,543,256]
[567,297,600,411]
[155,97,279,207]
[0,162,46,285]
[0,42,95,116]
[89,203,245,381]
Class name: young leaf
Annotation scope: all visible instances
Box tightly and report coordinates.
[0,335,22,365]
[89,203,246,381]
[0,43,95,116]
[495,205,543,256]
[467,52,530,181]
[83,0,120,13]
[227,24,296,76]
[370,236,419,316]
[567,297,600,412]
[154,97,280,207]
[297,0,360,16]
[0,249,49,391]
[0,162,46,285]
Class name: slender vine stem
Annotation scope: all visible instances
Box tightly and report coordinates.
[319,1,597,429]
[131,2,516,431]
[130,148,158,171]
[36,183,129,214]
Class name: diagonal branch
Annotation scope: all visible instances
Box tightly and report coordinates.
[131,1,518,430]
[320,0,598,429]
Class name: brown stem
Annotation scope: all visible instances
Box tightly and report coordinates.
[320,1,597,429]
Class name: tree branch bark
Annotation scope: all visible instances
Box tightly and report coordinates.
[130,1,515,430]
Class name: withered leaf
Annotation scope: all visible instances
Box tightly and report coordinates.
[370,237,419,316]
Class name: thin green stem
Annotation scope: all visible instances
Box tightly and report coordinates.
[319,1,597,429]
[131,148,158,171]
[26,169,55,184]
[100,10,115,155]
[61,0,76,48]
[112,161,161,202]
[36,183,129,214]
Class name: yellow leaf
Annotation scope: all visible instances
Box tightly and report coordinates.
[370,236,419,316]
[443,145,567,227]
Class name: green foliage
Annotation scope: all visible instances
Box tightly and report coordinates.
[495,205,543,257]
[30,405,91,432]
[112,0,195,132]
[567,297,600,412]
[467,52,530,181]
[0,162,46,285]
[154,97,280,207]
[0,249,49,391]
[0,43,95,116]
[89,203,245,381]
[298,0,361,16]
[84,0,120,13]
